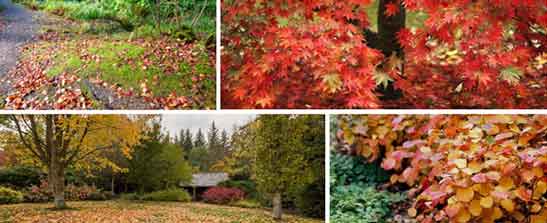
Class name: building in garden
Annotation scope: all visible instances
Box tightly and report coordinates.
[180,172,229,199]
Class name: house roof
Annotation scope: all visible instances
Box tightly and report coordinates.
[181,172,229,187]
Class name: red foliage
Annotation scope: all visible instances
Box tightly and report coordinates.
[396,0,547,108]
[222,0,547,108]
[202,187,245,204]
[222,0,382,108]
[337,115,547,222]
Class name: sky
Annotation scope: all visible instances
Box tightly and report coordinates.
[161,114,256,137]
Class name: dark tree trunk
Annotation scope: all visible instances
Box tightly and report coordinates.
[51,165,66,209]
[377,0,406,57]
[374,0,406,100]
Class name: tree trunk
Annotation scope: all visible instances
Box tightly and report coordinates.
[376,0,405,100]
[272,192,282,221]
[50,162,66,209]
[111,175,115,194]
[47,115,67,210]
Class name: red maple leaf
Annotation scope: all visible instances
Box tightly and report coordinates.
[384,3,399,17]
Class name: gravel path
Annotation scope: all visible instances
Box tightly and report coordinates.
[0,0,38,76]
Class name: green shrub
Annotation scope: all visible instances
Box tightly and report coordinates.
[141,189,191,202]
[0,166,43,189]
[86,191,113,201]
[295,182,325,218]
[120,193,140,201]
[0,186,23,204]
[230,199,261,209]
[330,152,390,188]
[331,185,405,223]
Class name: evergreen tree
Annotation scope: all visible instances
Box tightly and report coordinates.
[194,128,206,149]
[177,129,186,148]
[128,122,192,192]
[207,121,223,165]
[183,129,193,153]
[220,129,230,156]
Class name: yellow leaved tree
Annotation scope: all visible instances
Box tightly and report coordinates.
[2,115,147,209]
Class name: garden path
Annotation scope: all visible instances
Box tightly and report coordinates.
[0,0,38,77]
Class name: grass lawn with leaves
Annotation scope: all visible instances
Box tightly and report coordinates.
[0,201,323,223]
[1,14,215,110]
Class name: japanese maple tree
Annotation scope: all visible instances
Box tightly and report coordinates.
[222,0,547,108]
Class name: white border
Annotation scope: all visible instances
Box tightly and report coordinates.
[325,114,331,223]
[216,0,221,110]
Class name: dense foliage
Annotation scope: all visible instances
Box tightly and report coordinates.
[214,115,325,219]
[330,152,403,223]
[14,0,215,36]
[0,166,42,189]
[336,115,547,223]
[331,152,390,187]
[218,180,257,198]
[128,122,192,193]
[0,186,23,204]
[140,189,191,202]
[331,185,405,223]
[222,0,547,108]
[202,187,245,204]
[22,180,112,203]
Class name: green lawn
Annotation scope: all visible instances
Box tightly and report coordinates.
[0,201,323,223]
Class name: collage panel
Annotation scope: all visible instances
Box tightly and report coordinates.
[330,114,547,223]
[0,0,216,110]
[221,0,546,109]
[0,114,325,222]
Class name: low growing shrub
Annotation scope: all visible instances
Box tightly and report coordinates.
[331,185,405,223]
[218,180,256,198]
[141,189,191,202]
[23,180,111,202]
[85,191,113,201]
[337,115,547,222]
[330,152,390,188]
[0,166,43,189]
[230,199,261,209]
[295,182,325,218]
[0,186,24,204]
[23,180,52,203]
[202,187,245,204]
[120,193,140,201]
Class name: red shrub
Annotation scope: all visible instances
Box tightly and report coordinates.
[202,187,245,204]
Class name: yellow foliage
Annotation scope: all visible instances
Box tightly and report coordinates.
[456,187,474,202]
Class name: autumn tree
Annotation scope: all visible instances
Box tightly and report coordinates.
[253,115,319,220]
[222,0,547,108]
[2,115,144,208]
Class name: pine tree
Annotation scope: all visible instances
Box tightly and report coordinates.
[183,129,193,153]
[194,128,206,148]
[207,121,223,168]
[220,129,230,156]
